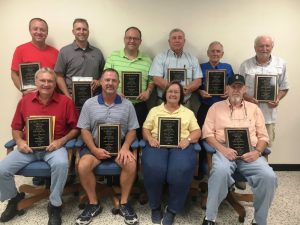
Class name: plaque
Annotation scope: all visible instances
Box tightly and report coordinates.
[254,75,278,102]
[167,68,187,85]
[122,72,142,98]
[26,116,54,150]
[225,128,251,157]
[97,124,121,155]
[72,81,92,109]
[19,63,40,91]
[158,117,181,148]
[206,70,226,95]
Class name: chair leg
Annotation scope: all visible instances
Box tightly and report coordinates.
[17,190,50,211]
[226,191,246,223]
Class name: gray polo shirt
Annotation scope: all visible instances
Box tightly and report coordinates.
[77,94,139,145]
[55,41,105,91]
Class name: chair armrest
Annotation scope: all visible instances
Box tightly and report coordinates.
[75,136,84,148]
[131,139,139,149]
[4,139,16,149]
[139,139,146,148]
[65,139,76,149]
[201,141,216,154]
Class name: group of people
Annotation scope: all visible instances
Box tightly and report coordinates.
[0,17,289,225]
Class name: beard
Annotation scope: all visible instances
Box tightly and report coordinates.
[229,95,242,105]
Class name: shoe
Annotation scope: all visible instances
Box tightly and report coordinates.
[76,203,102,225]
[0,192,25,222]
[32,177,45,186]
[151,207,162,224]
[235,181,246,190]
[161,206,176,225]
[48,203,62,225]
[252,219,258,225]
[202,218,215,225]
[119,202,139,225]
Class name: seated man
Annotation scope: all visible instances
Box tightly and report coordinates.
[0,68,79,225]
[76,68,139,225]
[201,74,277,225]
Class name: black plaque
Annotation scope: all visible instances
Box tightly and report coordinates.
[158,117,181,148]
[255,75,278,102]
[19,63,40,90]
[72,81,92,109]
[225,128,251,157]
[167,68,187,85]
[206,70,226,95]
[122,72,142,98]
[97,124,121,155]
[26,116,53,150]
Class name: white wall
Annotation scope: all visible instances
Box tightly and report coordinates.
[0,0,299,163]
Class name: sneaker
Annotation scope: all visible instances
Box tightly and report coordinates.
[119,202,139,225]
[0,192,25,222]
[48,203,62,225]
[75,203,102,225]
[161,206,176,225]
[202,217,216,225]
[151,207,162,224]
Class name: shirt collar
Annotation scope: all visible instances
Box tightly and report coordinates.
[120,49,142,60]
[97,94,122,105]
[169,49,184,58]
[255,55,272,66]
[72,41,92,51]
[159,102,184,114]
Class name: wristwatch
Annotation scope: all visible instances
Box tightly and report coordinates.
[187,137,192,143]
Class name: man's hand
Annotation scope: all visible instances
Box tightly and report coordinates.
[199,90,212,98]
[93,148,111,160]
[241,150,260,163]
[46,138,65,152]
[137,90,150,102]
[17,139,33,153]
[267,99,279,108]
[183,86,193,96]
[178,138,189,150]
[22,88,37,96]
[91,80,100,91]
[222,147,238,161]
[116,148,136,165]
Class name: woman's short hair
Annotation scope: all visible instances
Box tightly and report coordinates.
[162,80,184,105]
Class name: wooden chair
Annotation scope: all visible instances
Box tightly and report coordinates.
[3,139,81,212]
[201,140,271,222]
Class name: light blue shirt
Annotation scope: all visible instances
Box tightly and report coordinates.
[149,49,202,101]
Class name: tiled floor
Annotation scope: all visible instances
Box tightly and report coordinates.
[0,171,299,225]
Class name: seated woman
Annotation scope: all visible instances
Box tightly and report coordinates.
[142,81,201,225]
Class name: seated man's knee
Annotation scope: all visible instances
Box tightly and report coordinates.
[211,163,231,177]
[77,155,96,176]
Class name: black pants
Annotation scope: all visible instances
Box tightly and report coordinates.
[134,101,149,140]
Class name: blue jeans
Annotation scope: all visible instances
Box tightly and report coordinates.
[206,151,277,225]
[0,148,68,206]
[141,143,196,213]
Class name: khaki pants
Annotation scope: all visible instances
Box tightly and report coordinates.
[265,123,276,147]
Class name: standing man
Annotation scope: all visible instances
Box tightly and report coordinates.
[11,18,58,95]
[104,26,154,139]
[149,28,202,111]
[76,68,139,225]
[239,35,289,146]
[55,18,105,97]
[201,74,277,225]
[197,41,234,128]
[0,68,79,225]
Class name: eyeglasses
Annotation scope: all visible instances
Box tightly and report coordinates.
[125,36,141,41]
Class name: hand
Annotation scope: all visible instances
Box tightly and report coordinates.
[46,138,65,152]
[22,88,37,96]
[136,90,150,102]
[241,150,260,163]
[178,138,190,150]
[93,148,111,160]
[183,86,192,96]
[90,80,99,91]
[116,148,136,165]
[17,139,33,153]
[222,147,238,161]
[267,99,279,108]
[148,137,160,148]
[199,90,212,98]
[220,91,228,99]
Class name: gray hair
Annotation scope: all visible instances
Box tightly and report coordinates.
[254,35,274,47]
[169,28,185,39]
[208,41,224,52]
[35,67,57,80]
